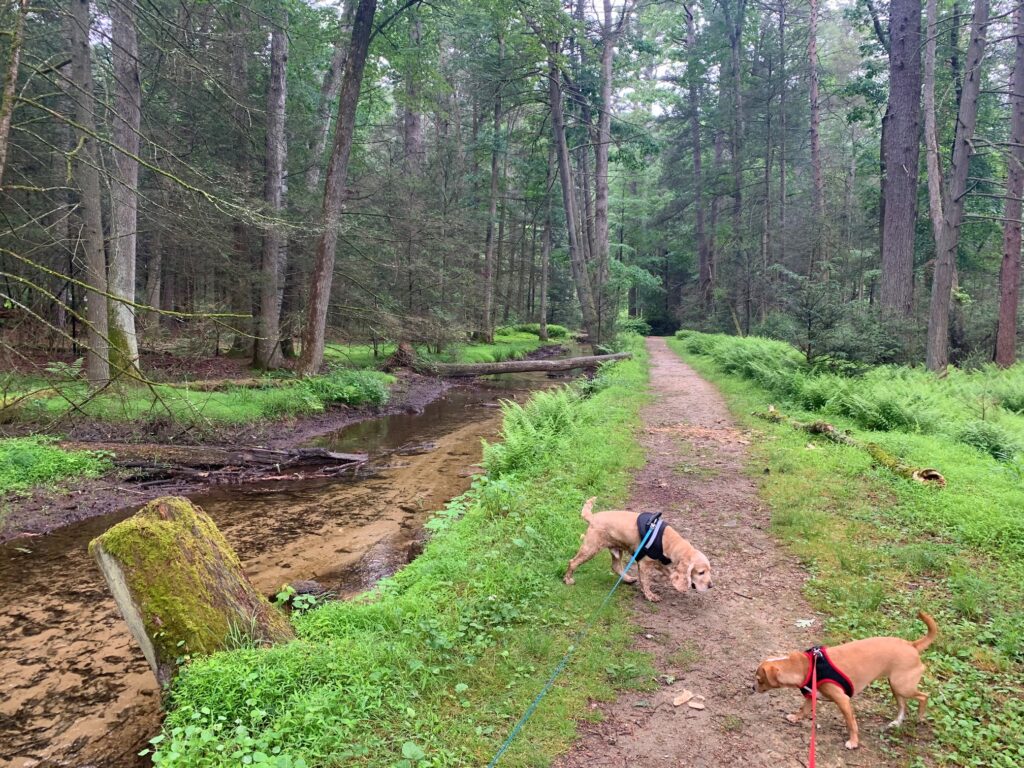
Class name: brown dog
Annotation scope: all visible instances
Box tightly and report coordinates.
[753,611,938,750]
[563,497,713,601]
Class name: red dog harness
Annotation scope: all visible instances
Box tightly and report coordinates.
[800,646,854,699]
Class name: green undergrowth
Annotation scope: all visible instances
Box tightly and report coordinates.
[668,336,1024,768]
[324,329,561,370]
[0,436,111,497]
[8,369,394,426]
[149,336,652,767]
[674,330,1024,462]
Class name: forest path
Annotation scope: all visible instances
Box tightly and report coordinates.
[554,337,892,768]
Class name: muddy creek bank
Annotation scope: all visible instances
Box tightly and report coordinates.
[0,374,555,768]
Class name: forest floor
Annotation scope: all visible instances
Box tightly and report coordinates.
[555,337,900,768]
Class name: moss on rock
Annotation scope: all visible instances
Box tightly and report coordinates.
[90,496,293,684]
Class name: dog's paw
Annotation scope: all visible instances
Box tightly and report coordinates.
[844,740,859,750]
[563,576,575,586]
[622,575,638,584]
[643,593,662,602]
[785,713,802,724]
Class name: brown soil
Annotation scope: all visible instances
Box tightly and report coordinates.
[0,373,448,543]
[555,338,902,768]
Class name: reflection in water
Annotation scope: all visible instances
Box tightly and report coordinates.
[0,374,553,768]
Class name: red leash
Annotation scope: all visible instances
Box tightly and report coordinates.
[808,653,818,768]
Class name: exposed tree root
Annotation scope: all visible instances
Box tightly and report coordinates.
[754,406,946,487]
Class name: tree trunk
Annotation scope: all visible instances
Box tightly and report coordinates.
[539,146,554,340]
[90,497,293,686]
[685,5,711,313]
[306,0,355,194]
[108,0,142,376]
[807,0,824,269]
[0,0,27,187]
[423,352,632,378]
[481,35,504,344]
[777,0,786,261]
[254,21,289,370]
[297,0,377,376]
[879,0,922,316]
[926,0,990,372]
[68,0,109,387]
[995,2,1024,367]
[548,57,599,341]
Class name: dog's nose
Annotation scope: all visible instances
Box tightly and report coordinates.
[708,582,714,589]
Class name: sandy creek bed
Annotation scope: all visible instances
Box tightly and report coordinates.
[0,373,554,767]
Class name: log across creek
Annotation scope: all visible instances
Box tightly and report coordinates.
[418,351,632,377]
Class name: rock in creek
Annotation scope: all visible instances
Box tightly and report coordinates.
[89,496,293,686]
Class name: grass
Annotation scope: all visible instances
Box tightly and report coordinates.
[6,369,395,427]
[0,436,110,496]
[668,334,1024,768]
[146,337,653,767]
[324,330,563,370]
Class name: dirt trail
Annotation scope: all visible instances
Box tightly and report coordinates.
[556,338,893,768]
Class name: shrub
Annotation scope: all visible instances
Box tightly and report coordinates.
[0,437,110,494]
[500,322,569,339]
[304,369,393,407]
[616,316,651,336]
[956,420,1020,461]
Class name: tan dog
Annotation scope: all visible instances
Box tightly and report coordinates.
[753,611,938,750]
[563,497,713,601]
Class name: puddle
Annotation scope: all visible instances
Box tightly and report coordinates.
[0,373,556,767]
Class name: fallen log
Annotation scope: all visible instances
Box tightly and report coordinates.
[753,406,946,487]
[418,351,632,378]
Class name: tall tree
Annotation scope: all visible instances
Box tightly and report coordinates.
[807,0,824,270]
[0,0,28,187]
[482,33,505,344]
[108,0,142,374]
[298,0,378,376]
[68,0,109,386]
[994,2,1024,367]
[548,54,599,341]
[878,0,922,316]
[254,19,289,370]
[307,1,356,194]
[685,3,711,311]
[925,0,990,372]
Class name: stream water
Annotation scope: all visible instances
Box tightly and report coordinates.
[0,373,555,767]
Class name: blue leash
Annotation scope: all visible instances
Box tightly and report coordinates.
[485,517,658,767]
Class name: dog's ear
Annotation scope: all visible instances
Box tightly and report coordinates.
[762,662,779,687]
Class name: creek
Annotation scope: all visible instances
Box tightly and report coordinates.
[0,372,555,767]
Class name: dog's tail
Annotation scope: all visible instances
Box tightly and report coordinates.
[912,611,938,652]
[580,496,597,523]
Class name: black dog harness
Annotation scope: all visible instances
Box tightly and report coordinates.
[800,646,855,699]
[635,512,672,565]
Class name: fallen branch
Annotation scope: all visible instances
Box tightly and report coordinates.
[61,441,367,485]
[753,407,946,487]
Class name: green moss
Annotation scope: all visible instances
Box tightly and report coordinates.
[90,497,289,667]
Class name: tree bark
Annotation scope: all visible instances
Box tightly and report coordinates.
[548,57,599,341]
[807,0,824,269]
[685,5,711,312]
[68,0,109,387]
[879,0,922,316]
[995,2,1024,367]
[254,21,289,370]
[926,0,990,372]
[0,0,27,188]
[306,1,355,194]
[482,36,504,344]
[108,0,142,375]
[297,0,378,376]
